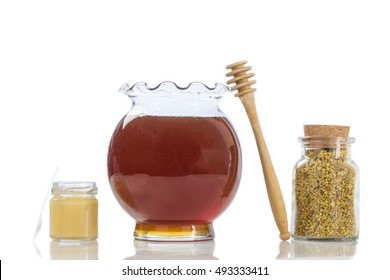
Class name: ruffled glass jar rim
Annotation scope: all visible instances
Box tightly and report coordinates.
[119,81,230,99]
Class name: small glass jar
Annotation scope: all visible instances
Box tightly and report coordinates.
[292,129,359,241]
[50,181,98,241]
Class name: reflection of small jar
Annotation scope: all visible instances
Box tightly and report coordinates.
[50,182,98,240]
[292,125,359,241]
[50,240,99,260]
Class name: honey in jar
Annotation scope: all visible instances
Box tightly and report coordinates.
[107,82,242,241]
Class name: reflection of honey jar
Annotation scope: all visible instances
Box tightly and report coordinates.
[107,82,242,241]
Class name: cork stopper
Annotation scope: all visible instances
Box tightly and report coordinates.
[304,125,350,137]
[302,125,352,148]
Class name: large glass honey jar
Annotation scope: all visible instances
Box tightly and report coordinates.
[107,82,242,241]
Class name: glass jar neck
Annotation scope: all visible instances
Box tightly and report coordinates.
[52,181,97,197]
[300,137,354,160]
[120,81,229,117]
[130,94,223,117]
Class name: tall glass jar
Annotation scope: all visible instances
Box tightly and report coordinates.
[292,125,359,241]
[107,82,242,241]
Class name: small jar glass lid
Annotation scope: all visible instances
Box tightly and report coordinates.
[51,181,97,195]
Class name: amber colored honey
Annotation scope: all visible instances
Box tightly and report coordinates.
[134,223,214,241]
[108,116,241,225]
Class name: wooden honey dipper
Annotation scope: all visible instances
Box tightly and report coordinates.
[226,60,291,241]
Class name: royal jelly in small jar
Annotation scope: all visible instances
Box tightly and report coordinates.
[292,125,359,241]
[50,181,98,240]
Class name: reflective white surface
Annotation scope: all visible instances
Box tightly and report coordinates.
[125,240,218,260]
[50,240,99,260]
[2,0,390,279]
[35,231,362,261]
[277,240,358,260]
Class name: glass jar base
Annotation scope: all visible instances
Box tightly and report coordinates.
[134,223,215,241]
[292,234,358,242]
[50,236,98,242]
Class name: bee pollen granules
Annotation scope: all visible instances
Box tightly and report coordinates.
[292,125,359,240]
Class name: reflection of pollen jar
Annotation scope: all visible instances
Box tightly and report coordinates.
[50,240,99,260]
[291,239,357,259]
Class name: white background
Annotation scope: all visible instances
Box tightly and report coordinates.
[1,0,390,279]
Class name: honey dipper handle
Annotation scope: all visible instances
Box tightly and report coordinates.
[226,60,290,240]
[240,93,291,241]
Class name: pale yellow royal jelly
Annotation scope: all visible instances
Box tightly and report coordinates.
[50,181,98,240]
